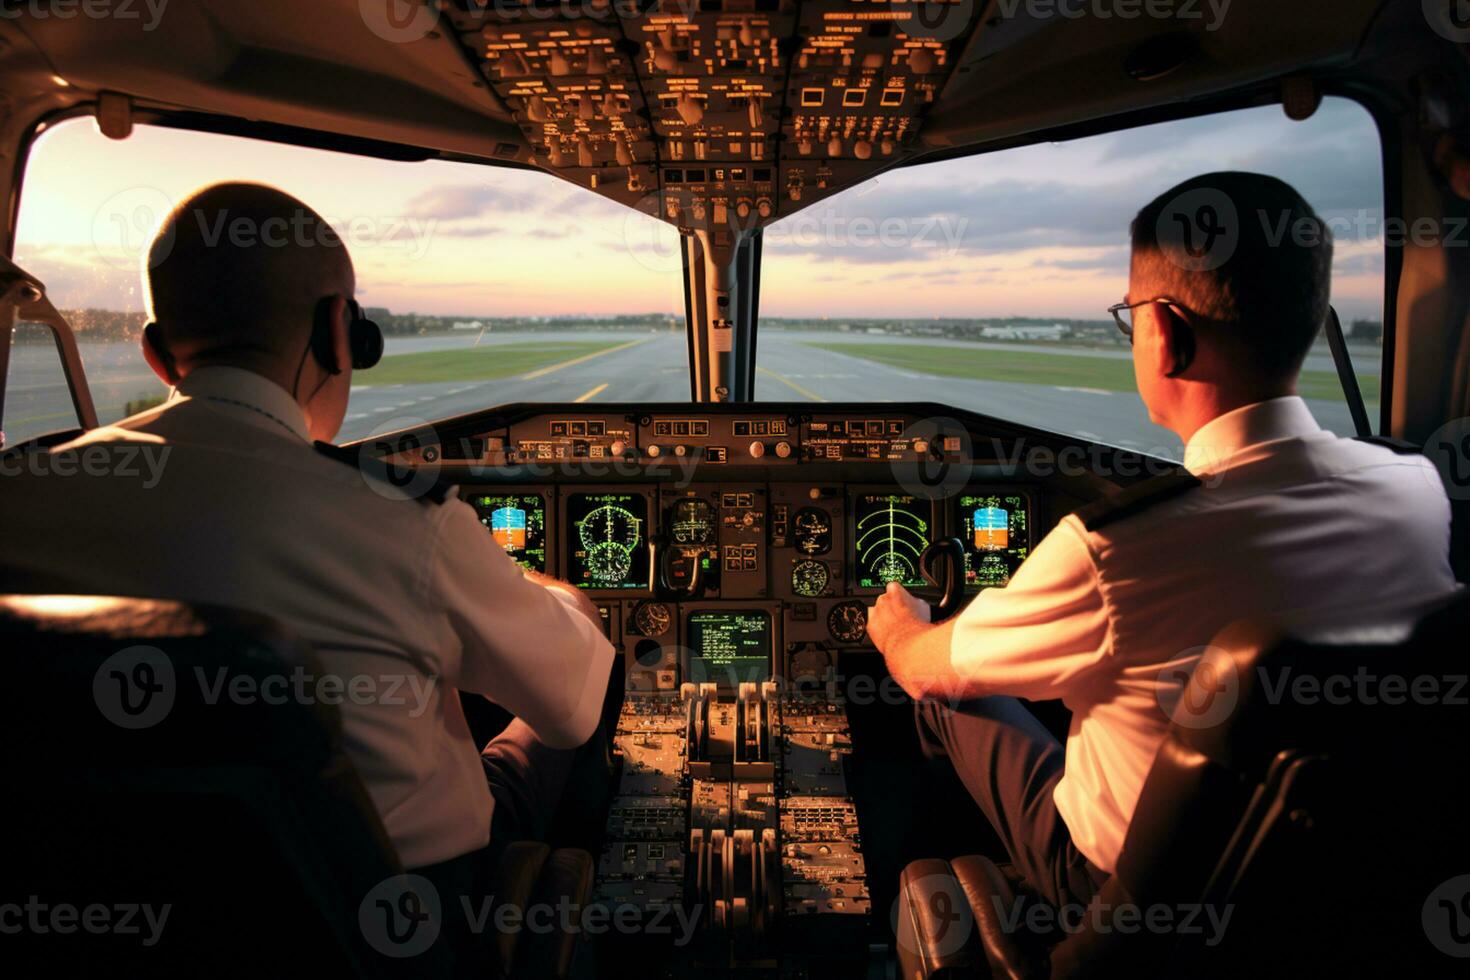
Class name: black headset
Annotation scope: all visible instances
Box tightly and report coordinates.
[144,296,383,386]
[312,296,384,375]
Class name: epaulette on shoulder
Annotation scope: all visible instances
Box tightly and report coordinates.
[312,441,455,505]
[1074,467,1202,533]
[1354,435,1422,456]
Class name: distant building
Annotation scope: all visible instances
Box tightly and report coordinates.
[979,324,1068,341]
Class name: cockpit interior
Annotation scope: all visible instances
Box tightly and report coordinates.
[2,1,1469,977]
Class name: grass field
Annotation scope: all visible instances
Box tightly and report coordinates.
[362,340,623,386]
[803,341,1380,404]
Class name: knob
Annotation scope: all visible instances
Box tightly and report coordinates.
[880,138,895,155]
[913,440,929,455]
[862,51,884,69]
[853,139,873,160]
[797,139,813,155]
[577,138,594,168]
[774,441,792,459]
[736,200,752,219]
[647,444,663,458]
[827,135,843,157]
[674,445,688,457]
[739,21,755,46]
[615,139,634,167]
[610,440,628,456]
[550,50,571,76]
[655,47,677,71]
[909,47,937,74]
[788,183,803,202]
[748,442,766,459]
[747,97,764,129]
[526,96,548,122]
[548,142,568,167]
[757,199,773,218]
[578,96,595,120]
[602,92,620,116]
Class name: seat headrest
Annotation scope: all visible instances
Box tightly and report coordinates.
[0,595,339,773]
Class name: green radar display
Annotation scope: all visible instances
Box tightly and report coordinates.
[853,493,931,590]
[568,493,650,590]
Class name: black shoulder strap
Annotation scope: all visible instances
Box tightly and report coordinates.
[1075,468,1203,533]
[312,441,455,505]
[1354,435,1422,456]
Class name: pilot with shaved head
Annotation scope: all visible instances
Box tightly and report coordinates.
[867,172,1456,911]
[0,183,614,967]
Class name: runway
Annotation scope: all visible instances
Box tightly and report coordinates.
[5,330,1375,458]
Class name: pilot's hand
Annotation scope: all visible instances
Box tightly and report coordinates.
[866,581,930,654]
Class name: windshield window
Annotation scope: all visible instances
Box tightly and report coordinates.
[757,99,1385,457]
[9,118,684,446]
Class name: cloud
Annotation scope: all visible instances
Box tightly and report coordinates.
[404,184,528,220]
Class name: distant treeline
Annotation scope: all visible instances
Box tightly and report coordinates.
[16,309,1384,346]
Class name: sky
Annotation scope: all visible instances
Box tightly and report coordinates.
[13,98,1385,323]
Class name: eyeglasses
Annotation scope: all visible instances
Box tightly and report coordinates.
[1107,297,1190,344]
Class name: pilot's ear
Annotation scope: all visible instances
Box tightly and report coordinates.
[1153,305,1195,379]
[328,296,353,377]
[141,322,178,386]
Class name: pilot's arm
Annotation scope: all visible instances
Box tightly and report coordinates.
[868,518,1110,703]
[430,499,616,749]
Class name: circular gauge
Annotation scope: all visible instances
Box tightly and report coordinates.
[585,542,633,585]
[578,504,641,552]
[791,559,830,598]
[633,601,672,637]
[793,507,832,556]
[670,499,715,545]
[827,601,869,644]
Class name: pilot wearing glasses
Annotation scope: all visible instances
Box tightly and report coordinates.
[867,171,1457,911]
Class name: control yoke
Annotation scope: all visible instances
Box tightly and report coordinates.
[918,538,966,623]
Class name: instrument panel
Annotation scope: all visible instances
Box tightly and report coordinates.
[468,473,1038,690]
[365,403,1112,691]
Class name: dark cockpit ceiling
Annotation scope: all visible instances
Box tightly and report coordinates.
[4,0,1390,217]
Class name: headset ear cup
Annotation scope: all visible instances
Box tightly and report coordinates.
[311,297,342,375]
[351,316,384,370]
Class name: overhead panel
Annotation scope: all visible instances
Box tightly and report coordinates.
[447,0,987,231]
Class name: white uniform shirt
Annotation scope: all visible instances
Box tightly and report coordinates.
[949,397,1457,873]
[0,367,615,868]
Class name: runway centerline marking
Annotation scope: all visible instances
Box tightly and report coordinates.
[757,366,826,402]
[520,338,651,380]
[574,383,609,403]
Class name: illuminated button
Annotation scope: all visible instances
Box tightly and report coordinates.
[674,445,688,457]
[748,442,766,458]
[774,441,792,459]
[647,445,662,457]
[610,440,627,456]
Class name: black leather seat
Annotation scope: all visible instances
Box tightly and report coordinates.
[0,595,594,979]
[897,592,1470,978]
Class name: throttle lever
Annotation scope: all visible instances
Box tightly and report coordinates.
[917,537,966,623]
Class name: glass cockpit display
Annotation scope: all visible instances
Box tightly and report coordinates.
[470,493,548,573]
[687,610,772,686]
[568,493,650,590]
[958,492,1032,590]
[852,493,931,590]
